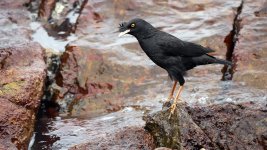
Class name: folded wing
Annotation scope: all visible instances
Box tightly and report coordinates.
[156,32,214,57]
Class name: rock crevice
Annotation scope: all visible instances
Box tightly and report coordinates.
[222,0,243,80]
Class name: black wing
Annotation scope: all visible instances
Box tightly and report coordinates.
[156,32,215,57]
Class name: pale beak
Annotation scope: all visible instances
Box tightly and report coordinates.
[118,29,130,37]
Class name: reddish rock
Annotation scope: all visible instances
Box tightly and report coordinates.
[0,44,46,149]
[38,0,56,21]
[37,0,89,37]
[0,100,35,149]
[56,44,161,117]
[0,0,29,9]
[0,43,46,109]
[254,2,267,17]
[233,0,267,89]
[0,1,46,149]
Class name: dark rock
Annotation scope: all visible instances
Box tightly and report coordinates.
[187,103,267,150]
[145,102,267,150]
[144,103,216,150]
[154,147,172,150]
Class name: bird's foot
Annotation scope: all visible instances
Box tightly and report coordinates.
[162,96,174,110]
[166,96,174,102]
[166,96,174,105]
[168,98,182,119]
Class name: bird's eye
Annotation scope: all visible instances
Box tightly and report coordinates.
[131,23,136,28]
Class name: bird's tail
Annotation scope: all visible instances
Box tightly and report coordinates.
[191,54,233,67]
[214,58,232,66]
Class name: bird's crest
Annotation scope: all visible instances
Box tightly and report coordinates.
[119,22,127,28]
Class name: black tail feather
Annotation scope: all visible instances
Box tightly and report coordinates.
[181,54,232,71]
[207,54,232,66]
[214,58,232,66]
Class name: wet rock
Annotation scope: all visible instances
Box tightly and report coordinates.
[38,0,89,37]
[154,147,172,150]
[0,1,46,149]
[0,0,29,9]
[38,0,56,21]
[144,103,216,150]
[0,44,46,149]
[145,102,267,150]
[55,44,161,117]
[0,43,46,108]
[233,0,267,89]
[32,109,158,149]
[187,103,267,150]
[0,100,35,149]
[254,2,267,17]
[70,127,155,150]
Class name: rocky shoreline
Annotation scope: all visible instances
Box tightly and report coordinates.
[0,0,266,149]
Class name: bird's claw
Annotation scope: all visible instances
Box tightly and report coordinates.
[168,103,177,119]
[168,98,182,119]
[162,96,174,109]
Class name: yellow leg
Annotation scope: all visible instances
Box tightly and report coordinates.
[166,81,177,102]
[168,85,183,119]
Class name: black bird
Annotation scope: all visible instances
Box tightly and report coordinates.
[118,18,232,117]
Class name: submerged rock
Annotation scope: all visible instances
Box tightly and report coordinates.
[145,101,267,150]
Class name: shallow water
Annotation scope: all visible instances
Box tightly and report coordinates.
[30,22,78,52]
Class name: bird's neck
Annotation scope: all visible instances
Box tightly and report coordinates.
[134,28,158,39]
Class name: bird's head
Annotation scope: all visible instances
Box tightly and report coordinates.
[118,18,156,38]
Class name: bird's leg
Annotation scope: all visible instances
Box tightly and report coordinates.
[166,81,177,102]
[168,85,183,119]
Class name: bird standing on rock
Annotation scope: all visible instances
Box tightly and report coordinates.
[118,18,232,118]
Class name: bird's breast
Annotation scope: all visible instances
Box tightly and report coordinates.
[137,39,167,67]
[138,39,155,56]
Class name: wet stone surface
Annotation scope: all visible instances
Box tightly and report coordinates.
[233,0,267,89]
[0,1,46,149]
[145,101,267,150]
